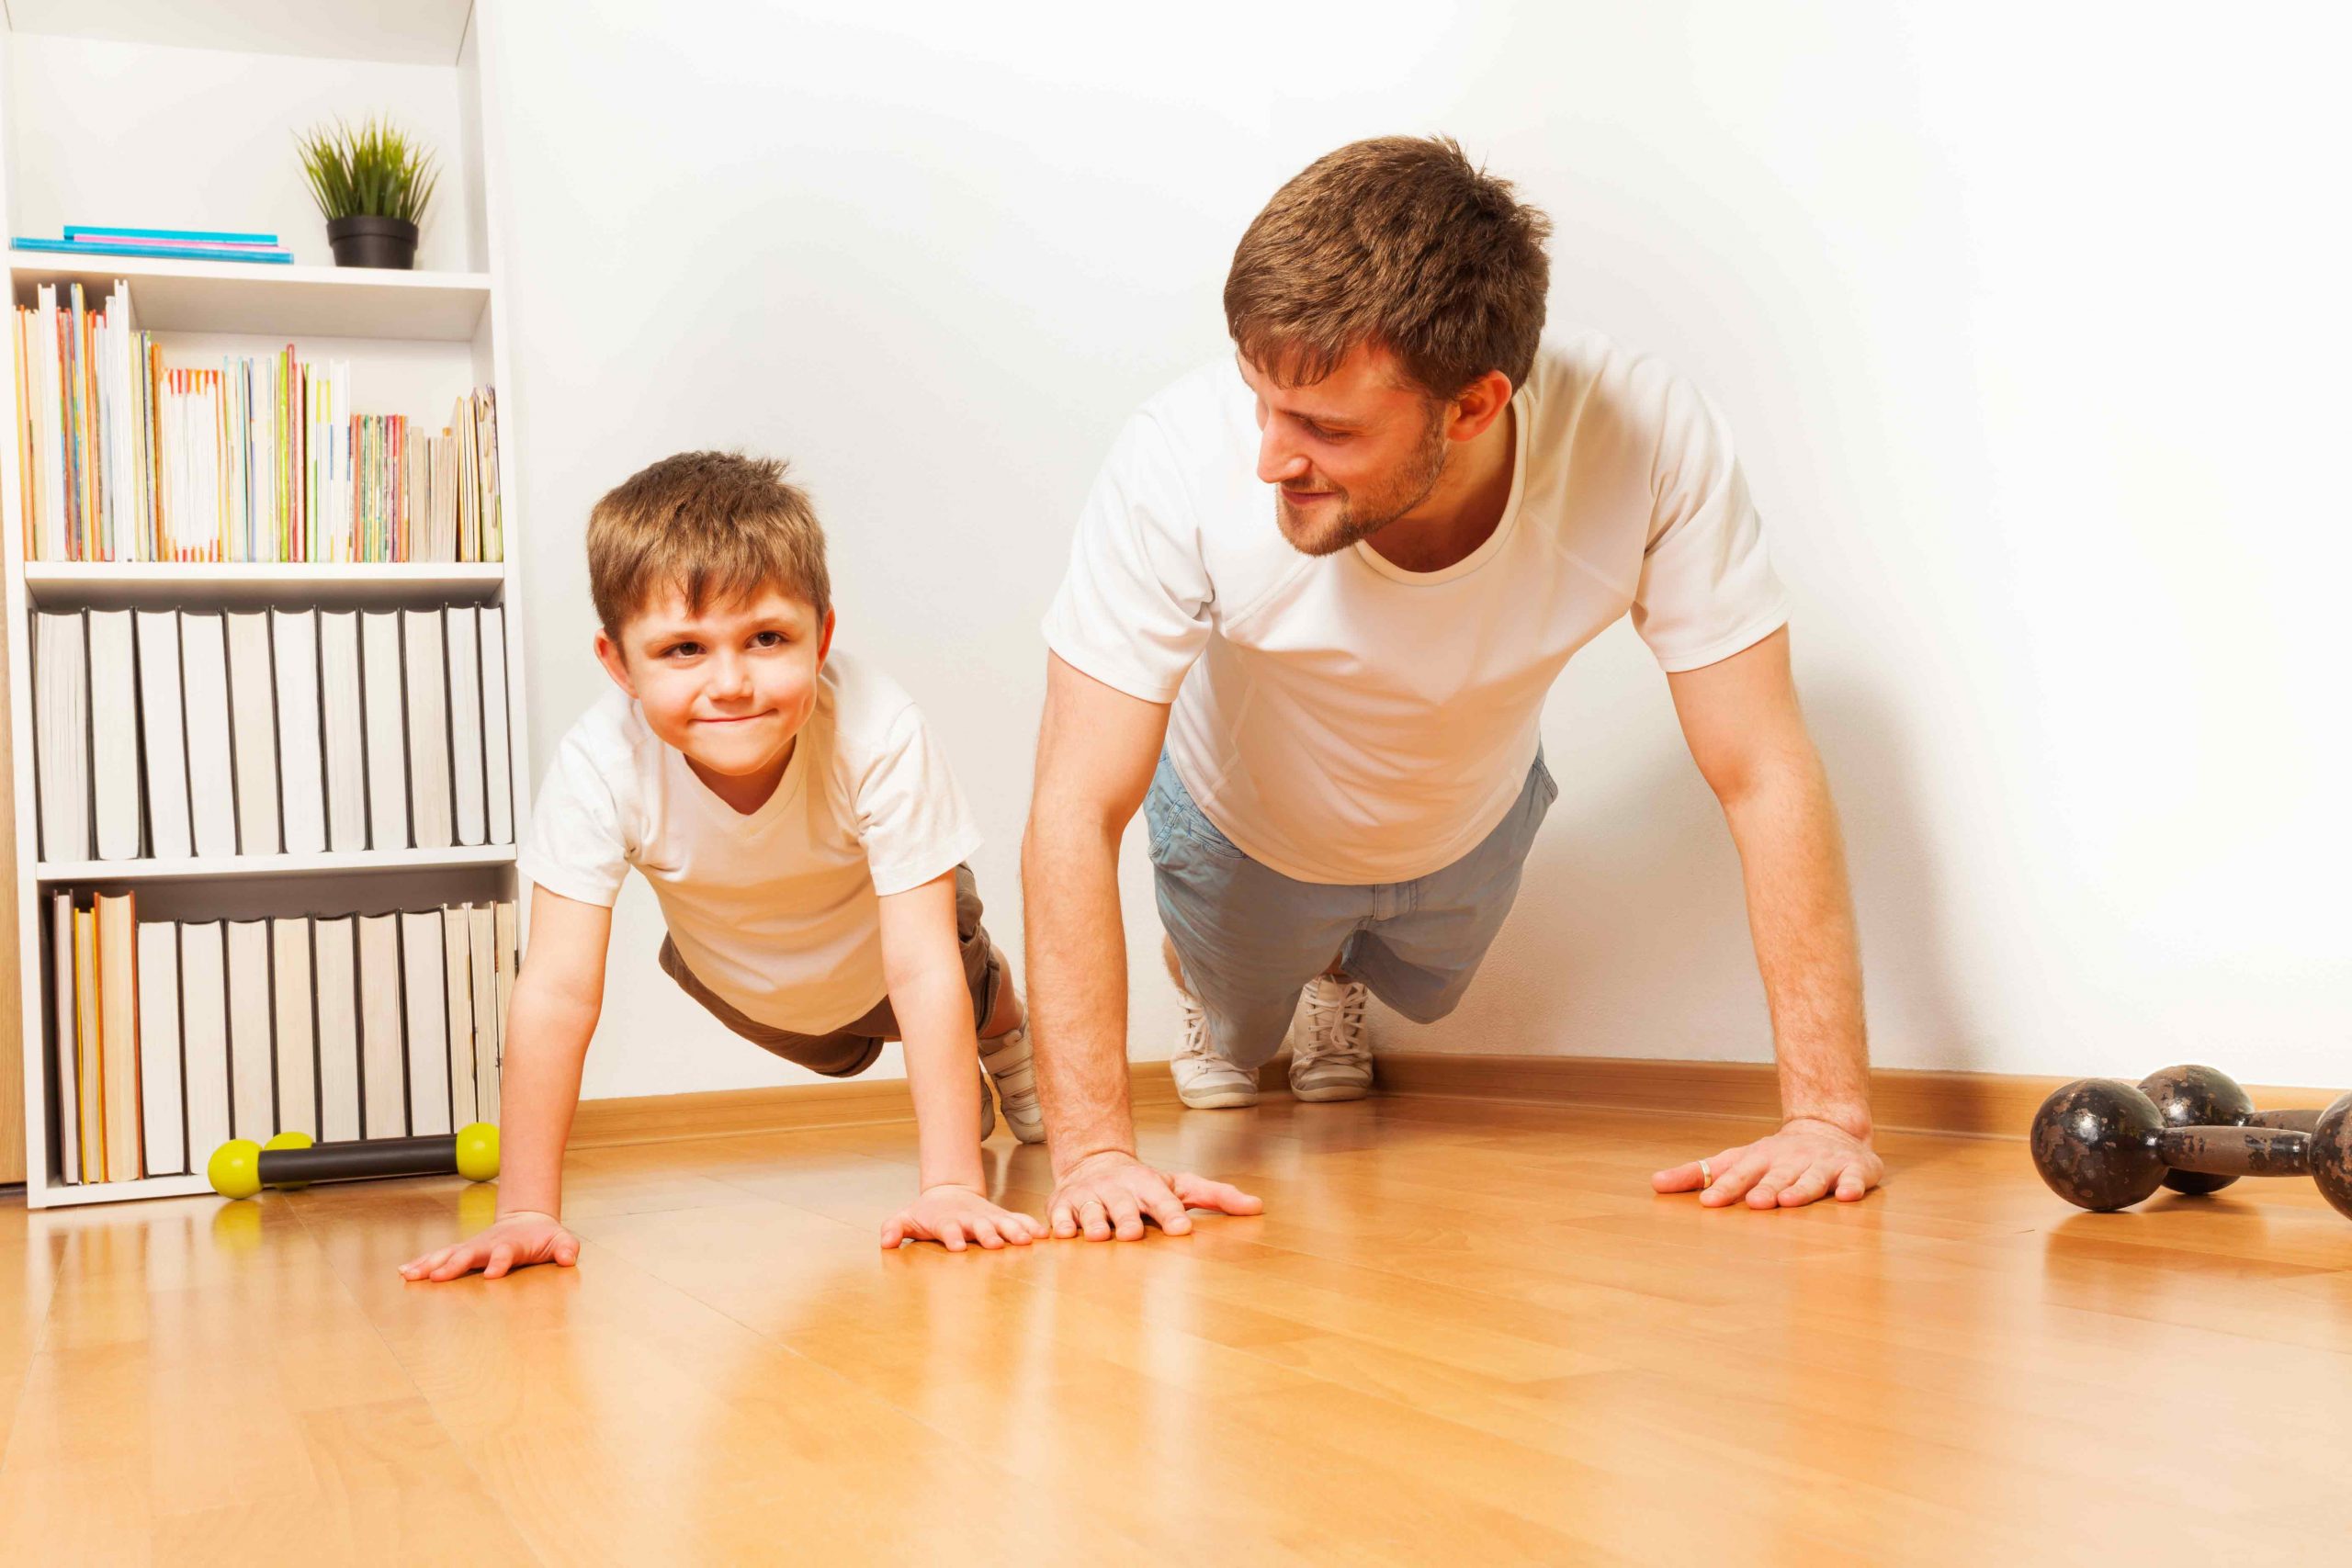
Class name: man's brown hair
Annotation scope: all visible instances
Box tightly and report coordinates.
[1224,135,1553,400]
[586,450,831,635]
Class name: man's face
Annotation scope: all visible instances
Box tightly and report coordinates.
[1238,343,1451,557]
[594,584,833,782]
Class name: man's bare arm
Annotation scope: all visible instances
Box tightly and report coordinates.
[1653,626,1883,1208]
[1023,653,1168,1168]
[1022,653,1263,1239]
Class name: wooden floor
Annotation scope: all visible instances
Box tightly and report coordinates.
[4,1093,2350,1566]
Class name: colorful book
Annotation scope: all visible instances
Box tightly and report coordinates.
[65,225,279,244]
[96,892,142,1183]
[69,236,285,254]
[15,237,292,264]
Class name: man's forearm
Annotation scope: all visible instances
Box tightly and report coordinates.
[1022,814,1138,1174]
[493,983,597,1220]
[1720,755,1872,1139]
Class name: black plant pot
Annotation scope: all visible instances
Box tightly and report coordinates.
[325,215,419,270]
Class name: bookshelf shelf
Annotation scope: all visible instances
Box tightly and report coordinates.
[28,1171,212,1206]
[6,253,493,342]
[37,846,517,884]
[25,561,506,608]
[1,5,537,1207]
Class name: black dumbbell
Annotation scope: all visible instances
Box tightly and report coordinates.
[2030,1076,2352,1218]
[2135,1063,2324,1194]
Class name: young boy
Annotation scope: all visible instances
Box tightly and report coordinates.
[401,452,1045,1281]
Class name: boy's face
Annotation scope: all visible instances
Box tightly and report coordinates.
[595,584,835,787]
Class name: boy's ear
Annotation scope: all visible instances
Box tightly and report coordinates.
[593,627,639,699]
[815,606,837,670]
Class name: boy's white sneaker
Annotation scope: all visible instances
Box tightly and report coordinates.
[1291,976,1373,1101]
[1170,987,1260,1109]
[977,1063,998,1142]
[979,1021,1046,1145]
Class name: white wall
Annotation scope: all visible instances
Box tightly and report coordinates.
[481,0,2351,1099]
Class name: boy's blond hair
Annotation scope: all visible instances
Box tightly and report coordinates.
[586,451,831,636]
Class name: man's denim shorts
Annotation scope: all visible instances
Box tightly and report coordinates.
[1143,749,1559,1069]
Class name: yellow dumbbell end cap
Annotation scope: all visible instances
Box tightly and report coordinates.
[208,1139,264,1200]
[454,1122,501,1182]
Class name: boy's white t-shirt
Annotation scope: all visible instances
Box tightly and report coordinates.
[520,650,982,1034]
[1043,326,1791,886]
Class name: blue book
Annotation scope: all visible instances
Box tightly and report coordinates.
[64,224,278,244]
[15,238,292,264]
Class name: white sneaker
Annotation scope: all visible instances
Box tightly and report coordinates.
[979,1021,1046,1145]
[977,1063,998,1142]
[1169,987,1260,1109]
[1292,976,1373,1101]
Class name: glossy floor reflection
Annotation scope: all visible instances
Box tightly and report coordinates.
[4,1093,2350,1565]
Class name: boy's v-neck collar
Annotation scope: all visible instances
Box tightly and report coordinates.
[668,720,811,829]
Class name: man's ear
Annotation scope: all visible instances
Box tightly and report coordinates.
[593,627,639,698]
[1446,369,1515,444]
[815,606,838,671]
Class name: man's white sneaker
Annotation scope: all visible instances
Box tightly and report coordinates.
[980,1021,1046,1145]
[1292,975,1373,1101]
[1170,987,1260,1109]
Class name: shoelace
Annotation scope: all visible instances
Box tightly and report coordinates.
[1297,983,1369,1064]
[1175,993,1217,1059]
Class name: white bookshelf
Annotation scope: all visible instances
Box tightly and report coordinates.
[0,5,536,1207]
[36,846,517,885]
[3,253,493,341]
[24,561,507,608]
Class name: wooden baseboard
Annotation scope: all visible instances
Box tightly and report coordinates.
[570,1061,1179,1150]
[566,1054,2339,1149]
[1366,1053,2337,1139]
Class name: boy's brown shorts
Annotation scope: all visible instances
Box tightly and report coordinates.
[657,864,1005,1078]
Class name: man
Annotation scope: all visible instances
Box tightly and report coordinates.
[1022,135,1883,1243]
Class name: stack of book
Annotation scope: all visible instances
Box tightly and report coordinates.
[48,890,516,1184]
[13,279,503,563]
[33,605,515,863]
[13,224,294,265]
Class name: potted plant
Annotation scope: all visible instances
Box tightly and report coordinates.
[296,117,440,270]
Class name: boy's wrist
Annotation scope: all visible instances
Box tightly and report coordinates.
[916,1165,986,1194]
[917,1180,985,1198]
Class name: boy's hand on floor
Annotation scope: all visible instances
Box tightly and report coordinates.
[399,1211,582,1282]
[881,1185,1049,1251]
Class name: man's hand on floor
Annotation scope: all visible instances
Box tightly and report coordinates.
[1047,1149,1263,1240]
[1652,1117,1883,1209]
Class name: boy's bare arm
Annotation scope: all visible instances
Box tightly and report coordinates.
[873,874,1045,1249]
[1021,654,1261,1241]
[401,885,610,1281]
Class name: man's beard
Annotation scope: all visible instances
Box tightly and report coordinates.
[1274,404,1451,558]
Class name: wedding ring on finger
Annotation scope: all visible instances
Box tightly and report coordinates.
[1699,1159,1713,1190]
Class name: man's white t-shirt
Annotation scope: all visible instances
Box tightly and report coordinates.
[520,650,982,1033]
[1043,327,1791,886]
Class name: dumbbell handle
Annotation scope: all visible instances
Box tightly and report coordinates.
[2156,1125,2312,1179]
[256,1134,459,1186]
[2245,1108,2324,1135]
